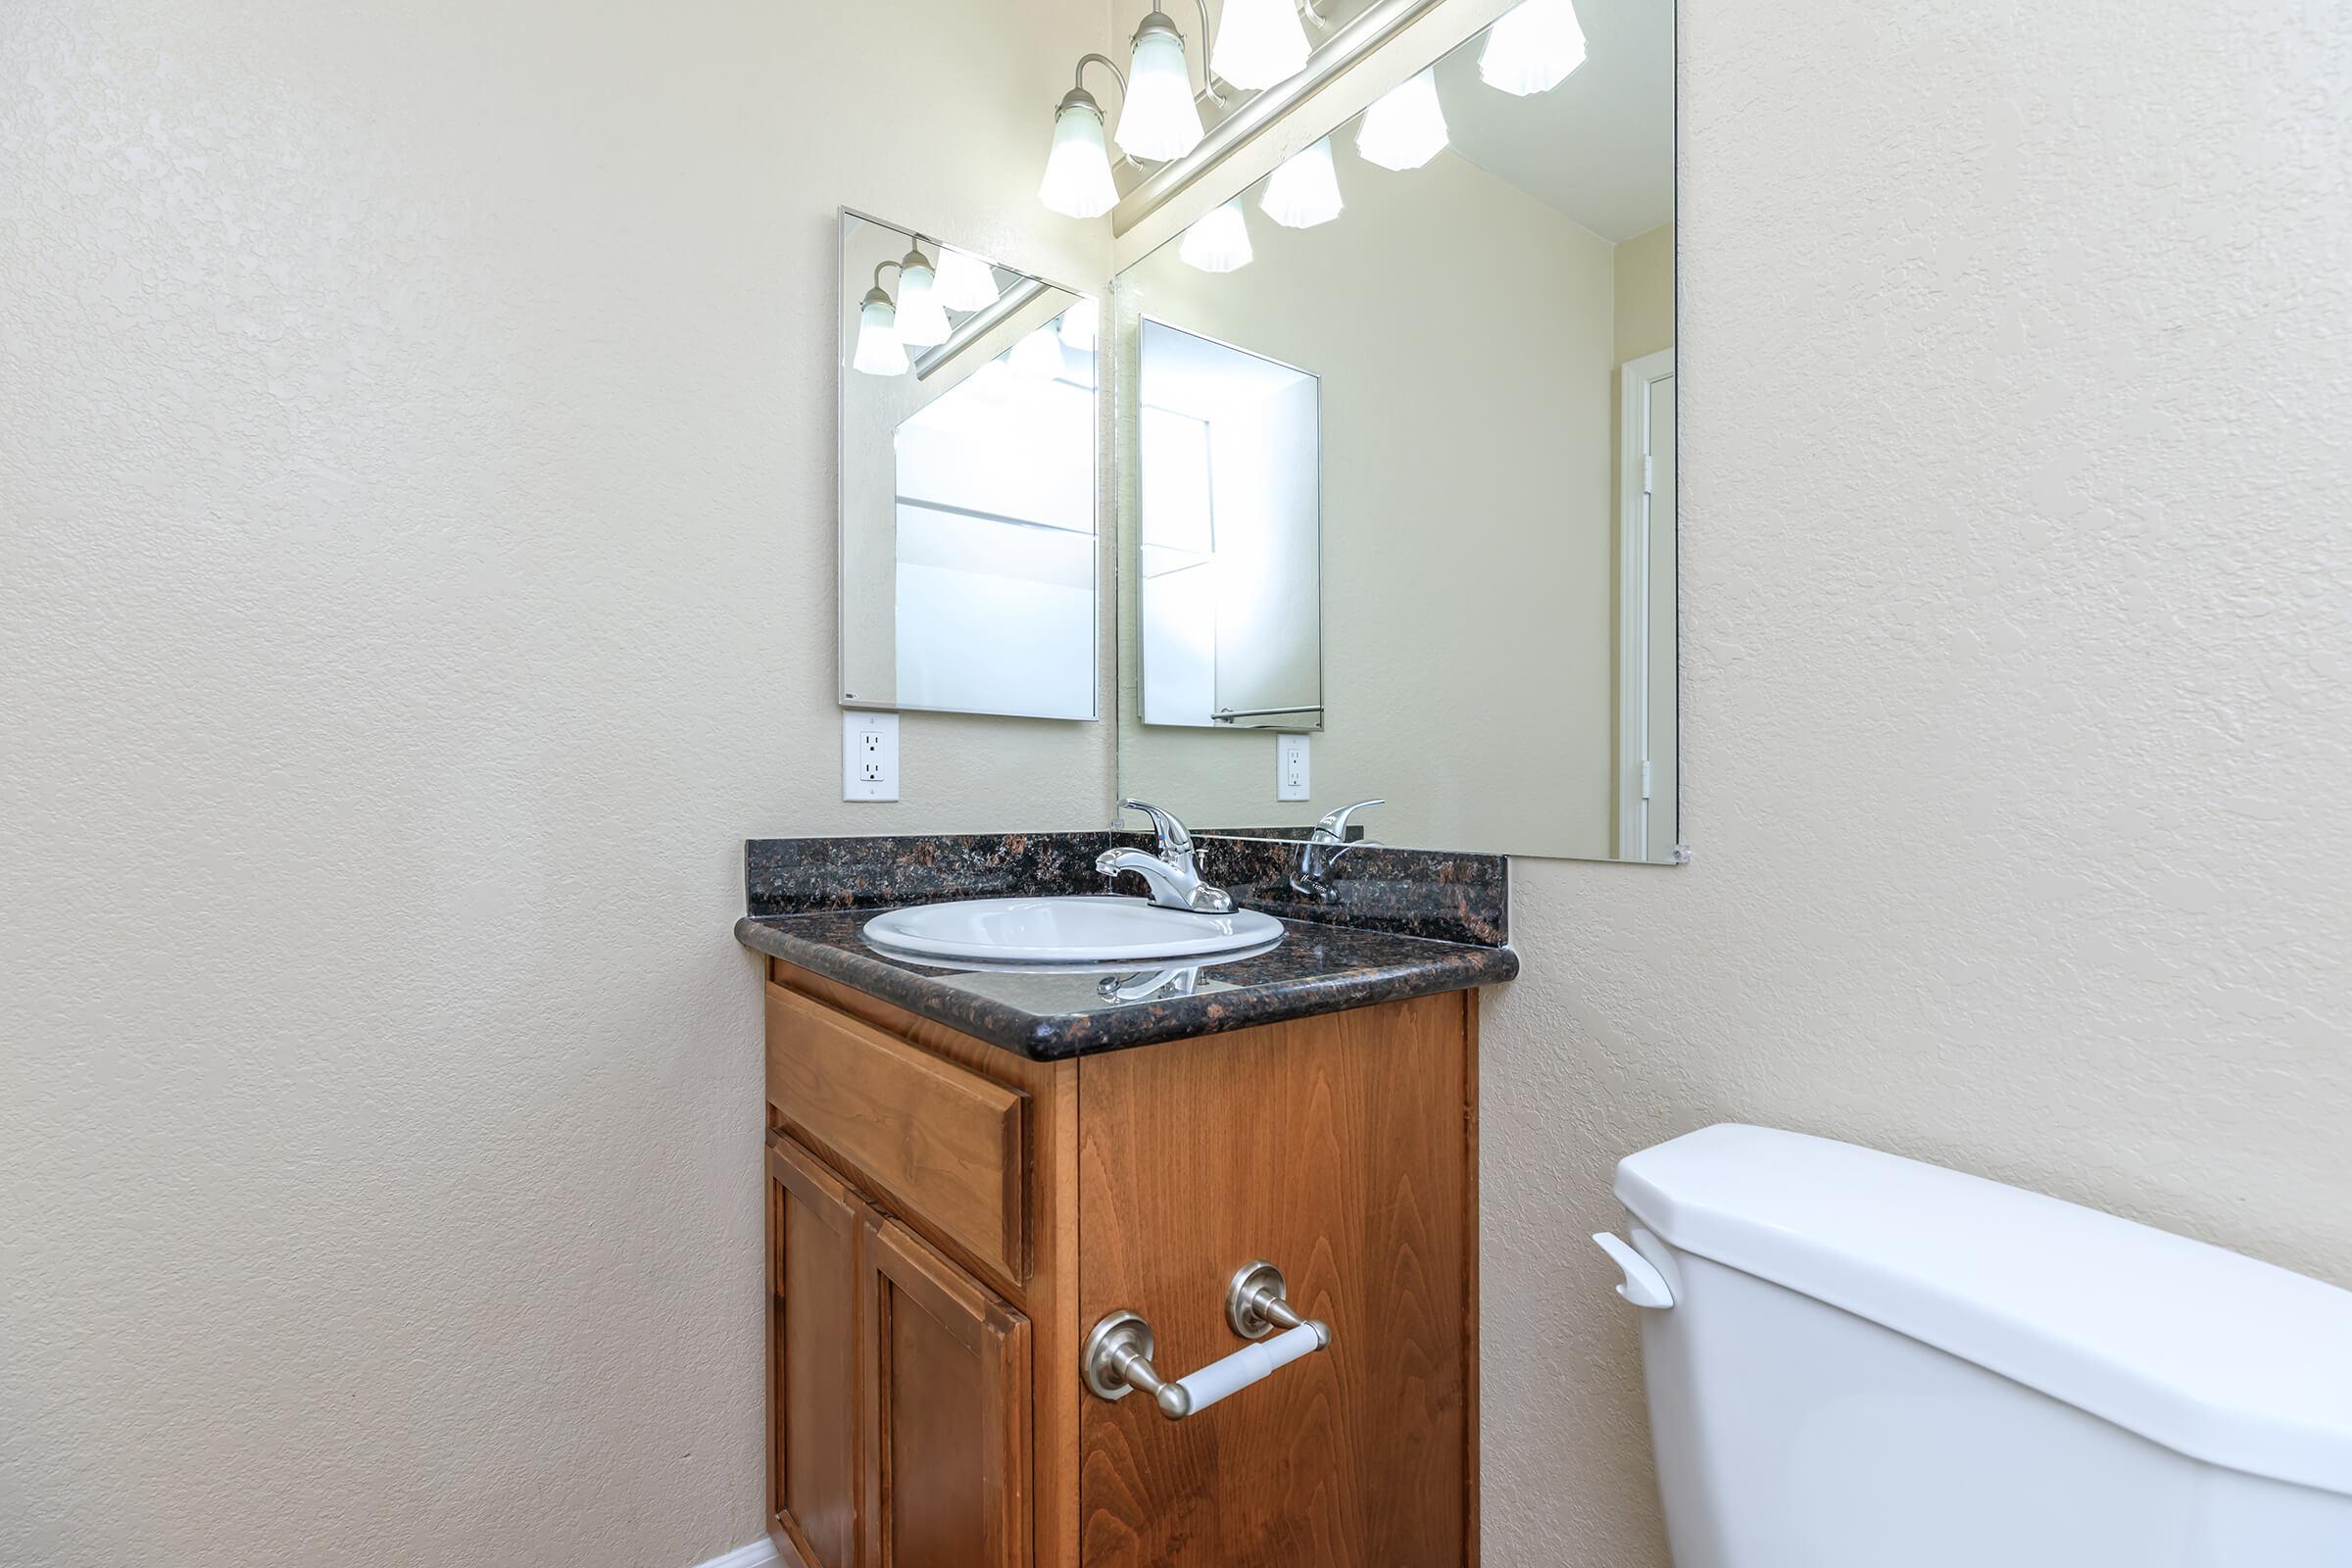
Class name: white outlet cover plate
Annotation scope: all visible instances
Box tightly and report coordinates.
[842,710,900,802]
[1277,732,1310,803]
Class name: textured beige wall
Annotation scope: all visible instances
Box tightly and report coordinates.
[1613,220,1675,363]
[1482,2,2352,1564]
[0,3,1107,1566]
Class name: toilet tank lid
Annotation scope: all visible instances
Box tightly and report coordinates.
[1616,1124,2352,1499]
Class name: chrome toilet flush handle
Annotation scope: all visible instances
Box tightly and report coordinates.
[1082,1261,1331,1420]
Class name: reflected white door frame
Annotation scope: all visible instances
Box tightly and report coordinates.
[1617,349,1677,861]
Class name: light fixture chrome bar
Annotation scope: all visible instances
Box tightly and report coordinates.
[912,277,1051,380]
[1111,0,1447,236]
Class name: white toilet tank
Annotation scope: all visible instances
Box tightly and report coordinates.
[1605,1125,2352,1568]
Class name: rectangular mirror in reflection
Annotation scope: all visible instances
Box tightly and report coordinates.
[1137,319,1323,730]
[1114,0,1675,861]
[837,210,1100,721]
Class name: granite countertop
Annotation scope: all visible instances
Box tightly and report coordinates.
[735,905,1520,1059]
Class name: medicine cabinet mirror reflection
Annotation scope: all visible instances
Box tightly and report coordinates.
[837,210,1100,721]
[1137,319,1323,730]
[1114,0,1677,861]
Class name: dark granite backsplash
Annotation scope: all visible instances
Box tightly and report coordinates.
[745,830,1507,948]
[1191,837,1509,948]
[747,831,1117,916]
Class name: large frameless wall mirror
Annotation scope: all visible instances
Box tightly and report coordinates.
[1114,0,1677,860]
[838,210,1101,721]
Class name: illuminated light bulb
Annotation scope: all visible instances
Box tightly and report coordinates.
[852,291,907,376]
[1479,0,1588,96]
[893,253,951,347]
[934,248,1000,310]
[1179,199,1253,272]
[1356,67,1448,171]
[1117,12,1205,161]
[1212,0,1311,90]
[1040,95,1118,218]
[1260,136,1343,228]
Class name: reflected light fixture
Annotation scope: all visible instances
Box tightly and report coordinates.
[1480,0,1588,95]
[1260,136,1343,228]
[1211,0,1310,90]
[1057,306,1097,352]
[893,248,951,347]
[1040,54,1123,218]
[1356,67,1448,171]
[1179,198,1253,272]
[853,264,908,376]
[934,247,1000,311]
[1010,324,1067,381]
[1117,10,1206,162]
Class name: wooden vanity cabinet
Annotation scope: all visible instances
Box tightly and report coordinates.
[761,959,1478,1568]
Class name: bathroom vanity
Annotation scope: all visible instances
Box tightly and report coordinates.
[738,831,1515,1568]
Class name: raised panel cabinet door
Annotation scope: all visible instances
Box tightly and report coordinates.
[863,1215,1032,1568]
[769,1137,865,1568]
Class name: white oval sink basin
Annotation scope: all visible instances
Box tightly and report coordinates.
[863,896,1283,965]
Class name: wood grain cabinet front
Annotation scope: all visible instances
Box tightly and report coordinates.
[767,1137,864,1568]
[864,1216,1033,1568]
[760,960,1478,1568]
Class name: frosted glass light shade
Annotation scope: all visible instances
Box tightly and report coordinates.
[1479,0,1588,95]
[1211,0,1311,90]
[853,299,908,376]
[1040,101,1118,219]
[1118,24,1205,161]
[935,248,1000,311]
[1260,137,1343,228]
[894,258,951,346]
[1009,325,1066,380]
[1058,306,1097,351]
[1356,68,1448,171]
[1179,199,1253,272]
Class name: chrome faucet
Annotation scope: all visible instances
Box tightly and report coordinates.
[1292,799,1385,902]
[1097,800,1237,914]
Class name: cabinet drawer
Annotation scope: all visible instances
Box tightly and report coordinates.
[765,982,1027,1285]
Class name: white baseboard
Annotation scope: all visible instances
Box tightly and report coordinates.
[689,1540,778,1568]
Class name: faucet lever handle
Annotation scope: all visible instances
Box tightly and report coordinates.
[1118,798,1194,855]
[1313,799,1385,843]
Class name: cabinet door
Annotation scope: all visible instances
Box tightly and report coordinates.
[863,1216,1032,1568]
[769,1138,864,1568]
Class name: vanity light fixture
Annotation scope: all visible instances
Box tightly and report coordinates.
[893,247,952,347]
[1117,8,1216,162]
[1040,54,1125,218]
[933,247,1000,311]
[1057,306,1097,352]
[1179,197,1254,272]
[1479,0,1588,96]
[853,262,909,376]
[1355,66,1448,171]
[1259,135,1343,228]
[1211,0,1312,90]
[1009,323,1067,381]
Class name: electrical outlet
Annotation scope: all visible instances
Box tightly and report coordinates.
[842,711,899,802]
[1277,732,1310,803]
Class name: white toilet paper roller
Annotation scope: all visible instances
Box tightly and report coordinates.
[1172,1321,1328,1415]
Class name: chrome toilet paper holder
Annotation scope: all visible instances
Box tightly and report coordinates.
[1082,1260,1332,1421]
